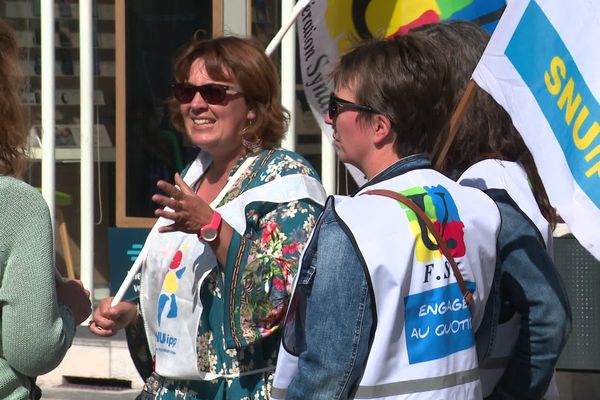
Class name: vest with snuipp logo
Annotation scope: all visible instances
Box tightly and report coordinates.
[139,152,327,380]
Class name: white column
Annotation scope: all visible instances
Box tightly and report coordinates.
[41,0,56,222]
[321,132,336,195]
[280,0,296,151]
[79,0,94,301]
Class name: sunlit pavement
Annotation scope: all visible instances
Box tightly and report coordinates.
[40,386,140,400]
[37,326,144,399]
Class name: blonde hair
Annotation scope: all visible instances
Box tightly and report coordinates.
[0,19,27,177]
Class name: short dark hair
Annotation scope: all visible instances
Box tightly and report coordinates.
[169,35,288,149]
[411,20,556,226]
[331,34,454,157]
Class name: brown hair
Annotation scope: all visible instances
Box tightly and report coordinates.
[168,35,288,149]
[0,19,27,177]
[411,21,557,227]
[331,34,454,157]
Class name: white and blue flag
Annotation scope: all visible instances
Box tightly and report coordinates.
[473,0,600,260]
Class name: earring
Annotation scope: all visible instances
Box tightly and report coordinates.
[241,120,262,153]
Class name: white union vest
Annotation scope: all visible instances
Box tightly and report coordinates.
[272,169,500,399]
[139,152,327,380]
[459,159,558,399]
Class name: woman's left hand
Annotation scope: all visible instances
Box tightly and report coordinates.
[152,173,214,234]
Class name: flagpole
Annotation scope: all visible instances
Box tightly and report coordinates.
[110,246,147,307]
[434,79,479,171]
[265,0,310,56]
[281,0,297,151]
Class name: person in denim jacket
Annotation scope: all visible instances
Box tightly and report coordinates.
[272,35,502,399]
[412,21,572,399]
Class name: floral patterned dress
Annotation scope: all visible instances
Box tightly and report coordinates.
[140,149,323,400]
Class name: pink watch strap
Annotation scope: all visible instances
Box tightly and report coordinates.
[198,210,222,242]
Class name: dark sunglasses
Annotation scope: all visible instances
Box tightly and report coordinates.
[171,82,243,104]
[328,93,376,120]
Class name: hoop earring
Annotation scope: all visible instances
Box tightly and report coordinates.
[241,120,262,153]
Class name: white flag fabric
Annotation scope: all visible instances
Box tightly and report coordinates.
[472,0,600,260]
[295,0,368,184]
[296,0,506,186]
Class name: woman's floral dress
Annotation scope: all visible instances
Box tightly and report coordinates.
[140,149,323,400]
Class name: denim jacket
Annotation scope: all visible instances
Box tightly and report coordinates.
[285,155,432,399]
[476,189,571,400]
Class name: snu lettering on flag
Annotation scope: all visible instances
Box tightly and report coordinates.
[472,0,600,259]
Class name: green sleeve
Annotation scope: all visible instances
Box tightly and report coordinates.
[0,180,75,377]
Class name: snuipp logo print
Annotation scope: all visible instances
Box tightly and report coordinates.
[157,245,187,326]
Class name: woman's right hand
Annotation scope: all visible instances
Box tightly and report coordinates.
[88,297,138,337]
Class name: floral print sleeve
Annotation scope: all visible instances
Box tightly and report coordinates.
[230,198,319,347]
[192,149,323,381]
[220,150,322,349]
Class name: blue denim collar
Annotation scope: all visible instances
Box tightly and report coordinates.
[356,153,432,193]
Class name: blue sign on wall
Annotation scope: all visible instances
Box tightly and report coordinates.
[108,227,151,300]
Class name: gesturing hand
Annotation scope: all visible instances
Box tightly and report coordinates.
[152,173,214,234]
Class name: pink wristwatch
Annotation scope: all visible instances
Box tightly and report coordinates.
[198,210,222,242]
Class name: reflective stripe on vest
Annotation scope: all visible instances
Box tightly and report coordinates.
[273,368,480,399]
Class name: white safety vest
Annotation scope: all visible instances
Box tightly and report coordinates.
[139,151,327,380]
[272,169,500,399]
[459,159,559,399]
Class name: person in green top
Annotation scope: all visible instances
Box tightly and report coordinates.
[0,18,92,400]
[90,35,325,399]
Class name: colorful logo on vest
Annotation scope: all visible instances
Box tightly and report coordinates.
[399,185,466,262]
[157,244,187,326]
[399,185,475,364]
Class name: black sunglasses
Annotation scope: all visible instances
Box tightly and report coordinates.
[171,82,243,104]
[328,93,376,120]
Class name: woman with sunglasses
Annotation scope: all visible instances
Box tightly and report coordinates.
[272,35,501,399]
[90,36,326,399]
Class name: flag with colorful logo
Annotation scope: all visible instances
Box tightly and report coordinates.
[472,0,600,260]
[297,0,506,183]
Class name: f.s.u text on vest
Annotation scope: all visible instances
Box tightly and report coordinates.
[423,261,457,284]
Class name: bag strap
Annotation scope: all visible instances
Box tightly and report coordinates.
[363,189,473,305]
